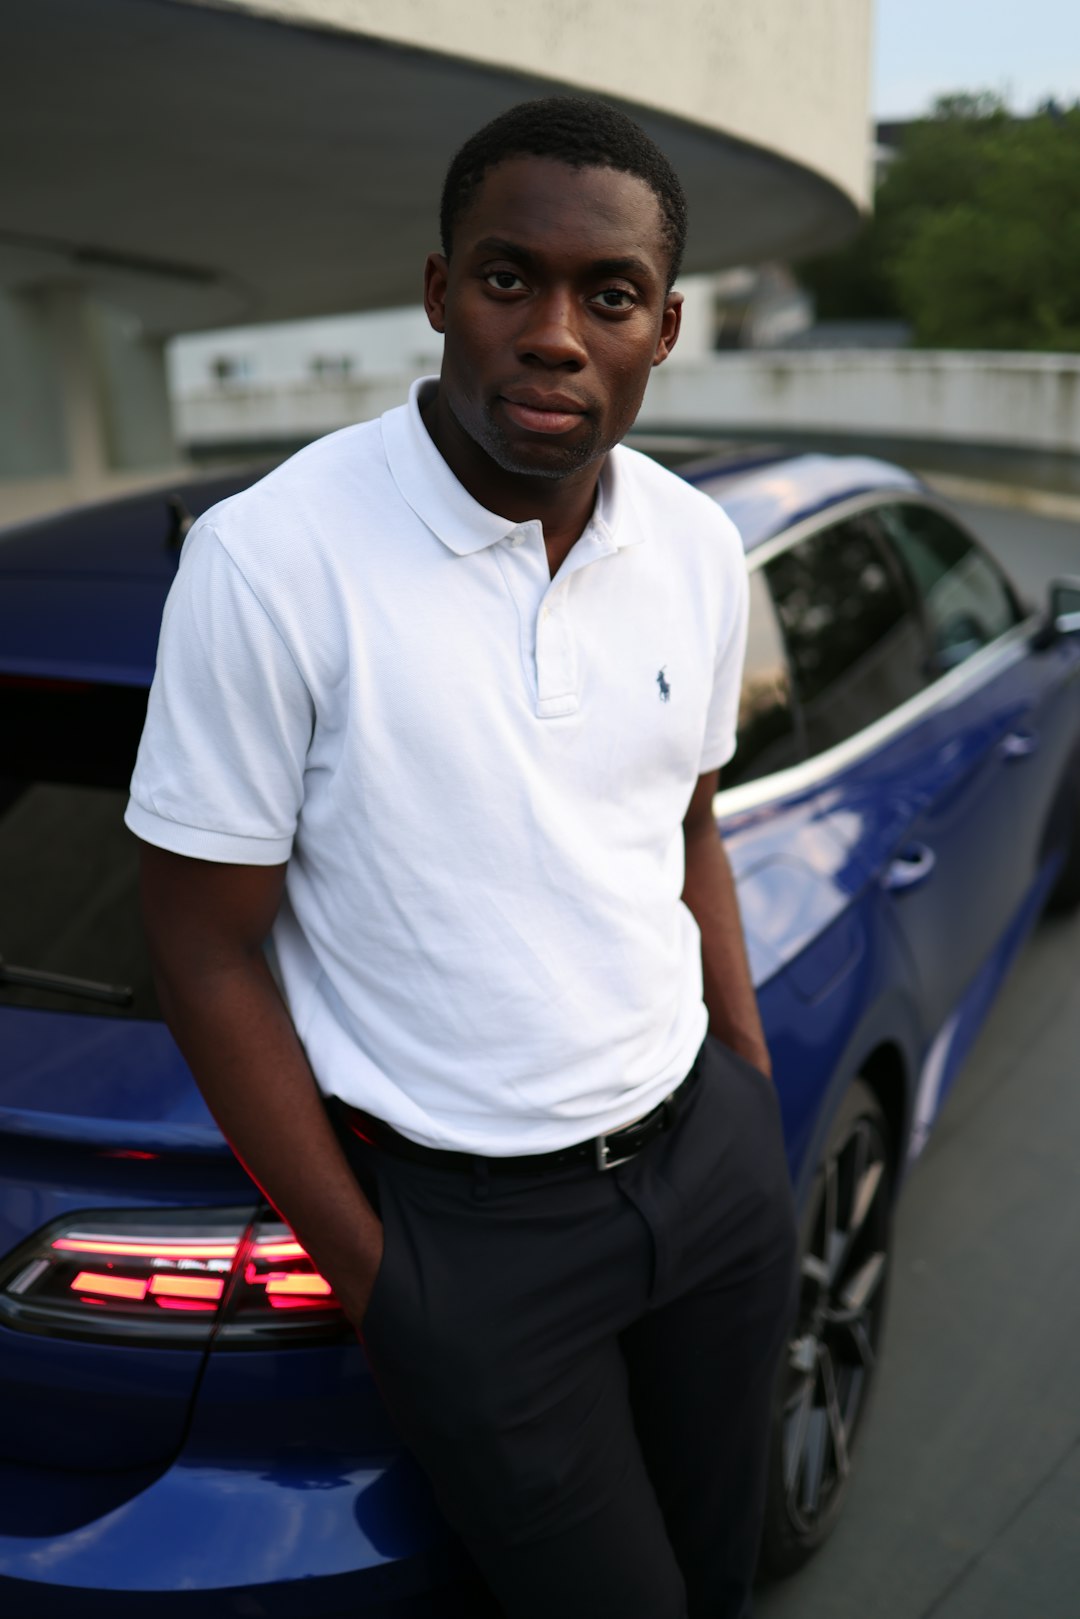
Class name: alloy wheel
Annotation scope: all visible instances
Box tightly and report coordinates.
[760,1080,892,1574]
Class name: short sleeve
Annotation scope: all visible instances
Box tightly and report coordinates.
[125,521,314,864]
[699,535,750,773]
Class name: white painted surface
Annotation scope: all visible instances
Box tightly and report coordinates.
[195,0,874,211]
[639,351,1080,455]
[169,351,1080,461]
[174,375,414,446]
[167,307,442,395]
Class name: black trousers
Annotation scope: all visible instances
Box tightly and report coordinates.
[334,1037,798,1619]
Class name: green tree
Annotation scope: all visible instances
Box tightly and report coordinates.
[797,94,1080,350]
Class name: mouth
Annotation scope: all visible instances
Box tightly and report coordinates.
[498,392,589,436]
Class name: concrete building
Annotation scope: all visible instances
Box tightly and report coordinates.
[2,0,873,522]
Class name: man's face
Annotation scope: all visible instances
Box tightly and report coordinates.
[424,156,682,481]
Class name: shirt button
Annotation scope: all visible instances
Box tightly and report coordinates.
[507,530,524,547]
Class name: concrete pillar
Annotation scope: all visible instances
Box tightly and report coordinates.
[91,303,179,476]
[0,287,68,481]
[45,285,112,493]
[0,285,182,524]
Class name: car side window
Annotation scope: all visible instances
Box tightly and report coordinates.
[725,569,802,787]
[764,512,925,758]
[876,502,1021,675]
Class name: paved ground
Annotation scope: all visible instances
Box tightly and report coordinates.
[758,500,1080,1619]
[950,500,1079,609]
[758,901,1080,1619]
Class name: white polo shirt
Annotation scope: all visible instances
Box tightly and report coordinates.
[126,379,748,1153]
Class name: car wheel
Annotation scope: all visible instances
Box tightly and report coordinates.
[758,1078,893,1578]
[1046,783,1080,915]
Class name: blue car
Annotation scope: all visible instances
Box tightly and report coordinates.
[2,452,1079,1614]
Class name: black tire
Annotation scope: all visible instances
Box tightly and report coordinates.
[757,1078,893,1579]
[1045,786,1080,915]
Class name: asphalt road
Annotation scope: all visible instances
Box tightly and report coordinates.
[950,500,1080,609]
[757,498,1080,1619]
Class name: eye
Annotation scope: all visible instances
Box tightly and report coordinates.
[485,270,527,291]
[591,287,636,311]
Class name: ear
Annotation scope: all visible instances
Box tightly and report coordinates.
[424,253,449,334]
[652,289,683,368]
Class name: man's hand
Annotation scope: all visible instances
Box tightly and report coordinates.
[682,770,772,1079]
[138,844,384,1329]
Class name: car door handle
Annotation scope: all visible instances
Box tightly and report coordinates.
[1000,728,1038,762]
[883,842,937,893]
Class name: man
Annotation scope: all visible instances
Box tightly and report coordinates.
[127,97,797,1619]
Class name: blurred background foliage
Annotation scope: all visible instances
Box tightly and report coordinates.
[797,93,1080,350]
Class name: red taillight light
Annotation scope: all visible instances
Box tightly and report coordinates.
[71,1271,149,1301]
[0,1209,349,1348]
[53,1235,238,1259]
[223,1219,342,1341]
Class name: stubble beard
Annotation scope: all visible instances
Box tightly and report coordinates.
[461,396,609,482]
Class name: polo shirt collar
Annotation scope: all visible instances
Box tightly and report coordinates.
[381,377,646,556]
[590,440,646,554]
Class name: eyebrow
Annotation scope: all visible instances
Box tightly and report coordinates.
[471,238,658,284]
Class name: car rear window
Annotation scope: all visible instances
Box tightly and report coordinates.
[2,678,159,1020]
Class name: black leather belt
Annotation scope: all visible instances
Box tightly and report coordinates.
[336,1058,700,1175]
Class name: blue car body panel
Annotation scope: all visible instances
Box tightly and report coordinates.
[0,1011,226,1151]
[0,471,253,684]
[687,454,923,549]
[2,450,1078,1612]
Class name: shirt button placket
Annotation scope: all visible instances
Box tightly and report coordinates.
[536,587,577,717]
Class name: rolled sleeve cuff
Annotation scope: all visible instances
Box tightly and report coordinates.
[124,798,294,865]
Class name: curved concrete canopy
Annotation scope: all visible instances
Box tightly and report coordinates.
[3,0,870,337]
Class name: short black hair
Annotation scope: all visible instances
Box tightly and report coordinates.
[439,96,688,289]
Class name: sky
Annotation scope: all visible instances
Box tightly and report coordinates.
[873,0,1080,119]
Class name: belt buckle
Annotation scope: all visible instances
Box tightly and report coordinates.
[594,1130,636,1172]
[594,1089,678,1171]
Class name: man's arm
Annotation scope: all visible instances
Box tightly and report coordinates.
[682,769,771,1079]
[138,843,382,1328]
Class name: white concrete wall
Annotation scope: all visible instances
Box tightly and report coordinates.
[167,306,443,394]
[639,351,1080,456]
[191,0,874,212]
[169,351,1080,463]
[174,374,413,448]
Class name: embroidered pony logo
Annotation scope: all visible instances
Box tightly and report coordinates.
[656,666,671,702]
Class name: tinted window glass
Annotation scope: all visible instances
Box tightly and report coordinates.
[725,569,802,787]
[2,678,158,1020]
[877,503,1020,674]
[766,512,925,756]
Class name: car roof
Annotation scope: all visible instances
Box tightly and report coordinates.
[0,451,924,687]
[685,452,924,551]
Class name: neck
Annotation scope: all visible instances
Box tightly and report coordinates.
[421,386,602,576]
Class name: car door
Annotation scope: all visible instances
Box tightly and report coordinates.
[721,560,878,1000]
[756,504,1008,1044]
[877,499,1075,929]
[867,500,1074,1059]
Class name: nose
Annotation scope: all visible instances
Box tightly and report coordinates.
[516,288,587,368]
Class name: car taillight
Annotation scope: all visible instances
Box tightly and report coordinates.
[0,1208,349,1348]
